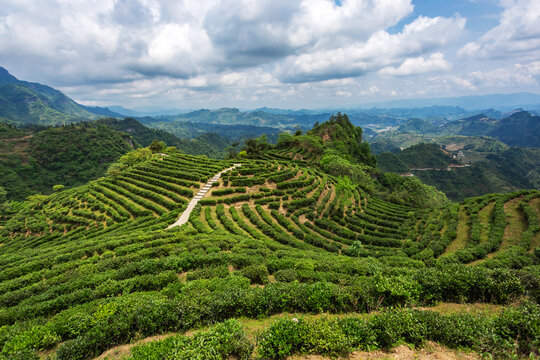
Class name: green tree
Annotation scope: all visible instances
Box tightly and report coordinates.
[277,132,294,148]
[149,139,166,153]
[335,175,356,206]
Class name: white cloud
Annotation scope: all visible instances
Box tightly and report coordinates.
[459,0,540,59]
[3,0,537,108]
[379,52,451,76]
[277,15,464,83]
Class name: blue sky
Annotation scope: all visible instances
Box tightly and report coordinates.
[0,0,539,109]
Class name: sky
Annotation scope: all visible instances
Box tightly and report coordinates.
[0,0,539,110]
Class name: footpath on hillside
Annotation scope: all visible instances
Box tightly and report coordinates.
[167,163,241,229]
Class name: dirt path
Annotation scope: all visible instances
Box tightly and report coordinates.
[167,164,241,229]
[443,205,469,255]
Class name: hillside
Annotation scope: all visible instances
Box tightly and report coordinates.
[0,117,246,201]
[0,116,538,359]
[140,118,282,145]
[0,123,135,200]
[0,140,538,359]
[0,67,121,125]
[441,111,540,147]
[377,143,540,201]
[96,117,232,158]
[153,108,331,129]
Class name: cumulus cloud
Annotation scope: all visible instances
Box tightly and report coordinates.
[4,0,533,108]
[379,52,451,76]
[459,0,540,59]
[277,15,464,83]
[428,61,540,93]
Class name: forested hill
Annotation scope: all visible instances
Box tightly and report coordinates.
[377,142,540,201]
[0,123,134,200]
[0,67,121,125]
[95,117,232,158]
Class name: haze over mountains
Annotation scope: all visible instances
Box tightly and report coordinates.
[2,66,539,129]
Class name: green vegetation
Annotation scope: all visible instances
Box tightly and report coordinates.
[0,114,538,359]
[377,141,540,201]
[0,123,134,200]
[97,117,232,158]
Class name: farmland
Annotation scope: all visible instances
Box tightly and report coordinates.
[0,146,538,359]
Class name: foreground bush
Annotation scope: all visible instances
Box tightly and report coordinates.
[127,319,253,360]
[257,302,540,359]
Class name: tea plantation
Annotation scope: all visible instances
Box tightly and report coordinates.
[0,149,539,359]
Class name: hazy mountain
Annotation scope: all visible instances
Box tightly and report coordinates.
[357,92,540,111]
[0,66,121,125]
[443,111,540,147]
[108,106,189,117]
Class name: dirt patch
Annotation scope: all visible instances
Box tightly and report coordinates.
[445,143,465,151]
[95,333,177,360]
[294,342,481,360]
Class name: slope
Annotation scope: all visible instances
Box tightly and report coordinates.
[0,67,121,125]
[96,117,232,157]
[0,118,538,360]
[0,123,135,200]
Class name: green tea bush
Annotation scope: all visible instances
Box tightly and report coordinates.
[127,319,253,360]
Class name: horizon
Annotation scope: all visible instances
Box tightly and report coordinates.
[1,0,539,109]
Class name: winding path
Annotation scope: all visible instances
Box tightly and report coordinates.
[167,163,242,229]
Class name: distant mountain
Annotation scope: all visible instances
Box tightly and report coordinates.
[357,93,540,111]
[141,117,283,143]
[398,118,438,133]
[377,142,540,201]
[443,111,540,147]
[377,143,459,172]
[155,108,331,129]
[0,66,121,125]
[108,106,188,117]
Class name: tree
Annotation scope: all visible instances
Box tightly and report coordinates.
[226,142,240,159]
[149,139,166,153]
[277,132,294,148]
[335,175,356,206]
[257,134,270,151]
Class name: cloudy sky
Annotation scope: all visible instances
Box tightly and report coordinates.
[1,0,539,109]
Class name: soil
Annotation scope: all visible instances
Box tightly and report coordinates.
[293,342,481,360]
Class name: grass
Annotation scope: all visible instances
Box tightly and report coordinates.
[501,196,527,249]
[477,202,495,243]
[444,205,469,255]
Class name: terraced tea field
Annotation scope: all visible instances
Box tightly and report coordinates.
[0,152,538,359]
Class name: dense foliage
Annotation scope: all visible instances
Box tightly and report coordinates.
[0,123,134,200]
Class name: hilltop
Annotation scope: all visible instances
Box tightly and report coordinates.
[0,114,538,359]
